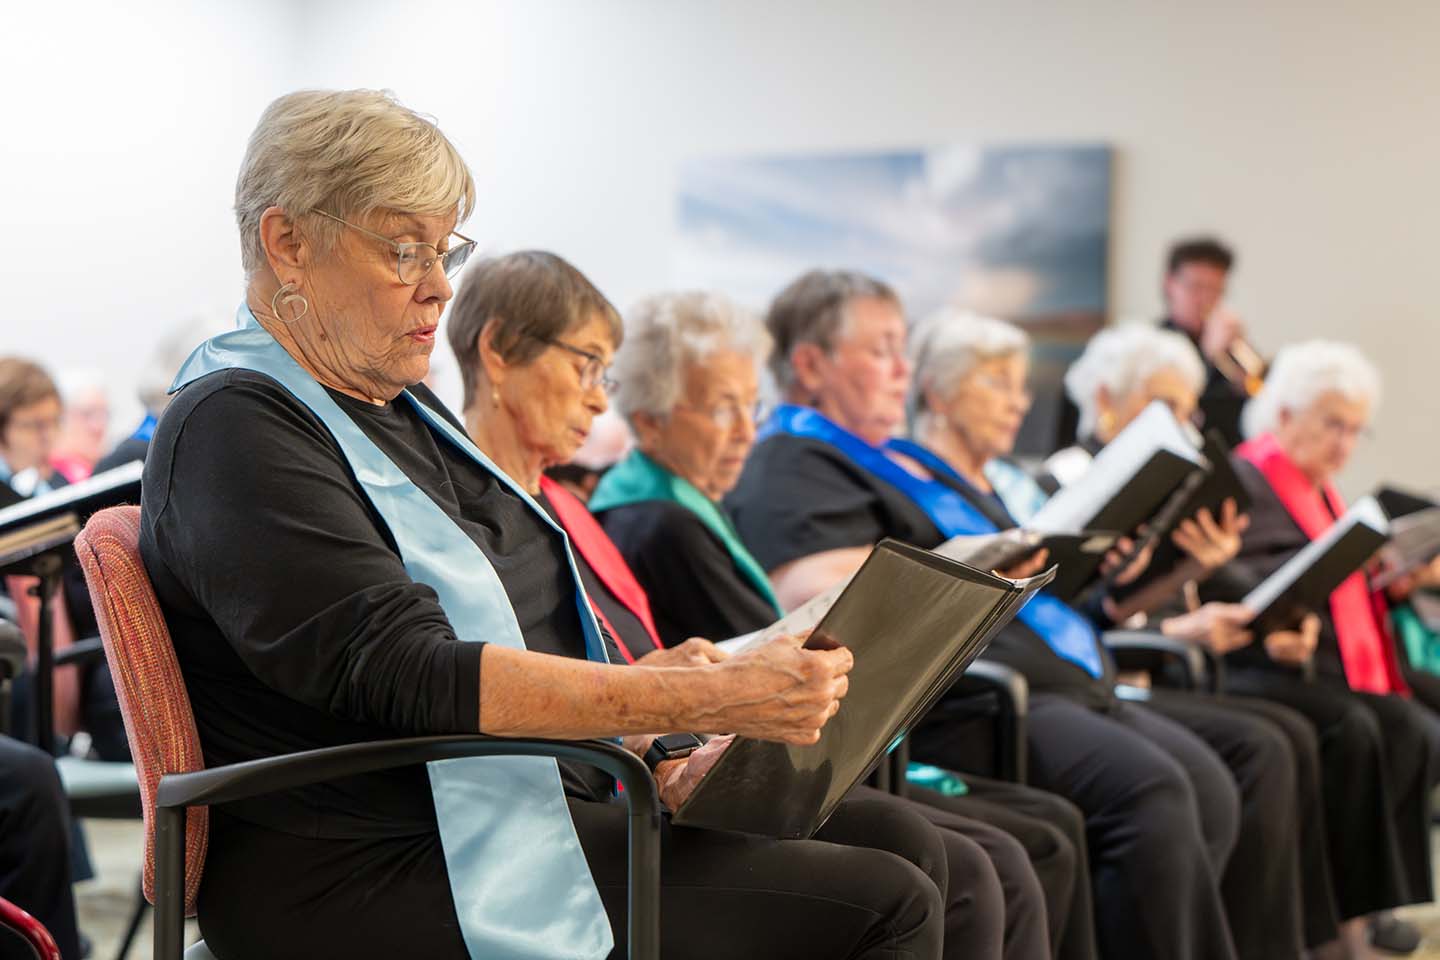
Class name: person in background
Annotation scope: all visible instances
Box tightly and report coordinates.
[1204,339,1440,957]
[1159,237,1257,447]
[48,369,110,482]
[94,316,220,473]
[0,359,66,506]
[448,251,1028,960]
[726,269,1243,960]
[0,734,81,960]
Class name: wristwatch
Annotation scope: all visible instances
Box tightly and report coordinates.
[643,733,704,771]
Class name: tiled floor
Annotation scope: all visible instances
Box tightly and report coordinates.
[73,818,1440,959]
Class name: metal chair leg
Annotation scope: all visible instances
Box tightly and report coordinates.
[115,874,149,960]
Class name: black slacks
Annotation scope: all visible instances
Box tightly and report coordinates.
[1225,668,1440,916]
[1144,689,1311,959]
[0,736,80,960]
[916,776,1099,960]
[198,793,963,960]
[1025,694,1239,960]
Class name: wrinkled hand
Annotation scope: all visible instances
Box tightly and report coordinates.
[1171,499,1249,571]
[998,548,1050,581]
[1264,614,1320,666]
[637,638,728,668]
[1161,602,1254,655]
[655,735,734,809]
[691,633,853,745]
[1101,535,1155,586]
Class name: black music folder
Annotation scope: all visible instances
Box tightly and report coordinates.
[933,529,1118,579]
[0,462,143,575]
[1243,495,1389,631]
[673,539,1055,839]
[1026,403,1204,600]
[1373,505,1440,589]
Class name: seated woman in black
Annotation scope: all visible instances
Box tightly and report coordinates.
[1200,340,1440,945]
[726,269,1272,960]
[447,253,1036,960]
[143,90,950,960]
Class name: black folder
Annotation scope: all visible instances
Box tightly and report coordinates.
[0,462,143,575]
[1243,496,1389,631]
[1373,505,1440,589]
[672,539,1055,839]
[934,529,1119,578]
[1028,402,1205,601]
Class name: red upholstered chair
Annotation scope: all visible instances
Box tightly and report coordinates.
[75,505,661,960]
[0,896,61,960]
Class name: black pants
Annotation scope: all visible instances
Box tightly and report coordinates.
[1144,689,1313,959]
[0,737,79,960]
[199,793,967,960]
[1026,694,1239,960]
[915,777,1098,960]
[1225,668,1440,916]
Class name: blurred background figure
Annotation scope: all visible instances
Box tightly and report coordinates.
[48,369,110,483]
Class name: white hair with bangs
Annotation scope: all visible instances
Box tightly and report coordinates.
[611,291,772,425]
[235,89,476,277]
[1064,325,1206,438]
[1242,340,1381,439]
[909,309,1030,432]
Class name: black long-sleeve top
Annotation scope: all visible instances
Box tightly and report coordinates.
[725,432,1113,706]
[140,369,603,840]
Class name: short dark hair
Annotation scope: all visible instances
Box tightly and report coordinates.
[447,251,622,408]
[1166,237,1235,276]
[765,269,900,390]
[0,358,60,436]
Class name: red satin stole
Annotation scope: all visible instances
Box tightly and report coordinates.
[1236,433,1406,695]
[539,476,663,664]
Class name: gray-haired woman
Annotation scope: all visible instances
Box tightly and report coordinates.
[139,91,919,960]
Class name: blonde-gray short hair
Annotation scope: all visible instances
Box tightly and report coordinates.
[235,89,476,276]
[1241,340,1380,439]
[909,308,1030,430]
[612,291,771,425]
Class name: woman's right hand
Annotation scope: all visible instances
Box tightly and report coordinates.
[690,633,854,745]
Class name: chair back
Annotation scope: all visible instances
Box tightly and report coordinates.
[74,506,206,915]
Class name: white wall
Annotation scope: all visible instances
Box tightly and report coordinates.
[5,0,1438,495]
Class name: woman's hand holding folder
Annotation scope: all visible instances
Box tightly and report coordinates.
[685,633,854,746]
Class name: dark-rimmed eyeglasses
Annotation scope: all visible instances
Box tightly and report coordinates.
[312,209,477,285]
[531,336,618,394]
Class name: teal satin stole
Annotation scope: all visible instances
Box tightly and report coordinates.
[172,306,614,960]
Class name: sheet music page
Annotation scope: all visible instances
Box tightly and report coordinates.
[1242,495,1389,616]
[1028,401,1202,534]
[716,576,852,655]
[932,530,1042,570]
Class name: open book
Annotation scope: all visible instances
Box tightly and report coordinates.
[674,539,1056,839]
[1242,495,1390,630]
[1027,402,1204,599]
[1372,507,1440,589]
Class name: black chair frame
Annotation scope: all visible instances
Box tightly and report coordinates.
[151,735,660,960]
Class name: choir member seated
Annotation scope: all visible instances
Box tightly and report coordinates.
[140,88,972,960]
[1202,339,1440,954]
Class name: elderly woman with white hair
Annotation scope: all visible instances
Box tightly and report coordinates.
[1199,340,1440,950]
[139,92,916,960]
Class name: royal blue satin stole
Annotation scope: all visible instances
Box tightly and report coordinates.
[172,306,614,960]
[761,405,1103,678]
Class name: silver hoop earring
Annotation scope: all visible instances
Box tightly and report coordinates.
[270,283,310,325]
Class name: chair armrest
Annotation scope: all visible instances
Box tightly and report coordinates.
[957,659,1029,718]
[944,658,1029,783]
[1103,630,1216,692]
[152,735,661,960]
[53,637,105,669]
[156,734,655,811]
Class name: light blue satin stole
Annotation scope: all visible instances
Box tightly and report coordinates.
[760,405,1103,679]
[171,305,614,960]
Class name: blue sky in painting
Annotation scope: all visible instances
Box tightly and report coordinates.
[673,144,1110,323]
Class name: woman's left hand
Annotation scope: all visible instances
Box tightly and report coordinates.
[1171,498,1249,571]
[637,638,729,669]
[655,735,735,809]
